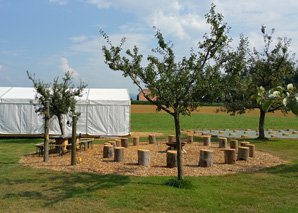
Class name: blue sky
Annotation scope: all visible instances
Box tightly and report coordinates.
[1,0,298,96]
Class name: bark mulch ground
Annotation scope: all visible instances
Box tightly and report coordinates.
[20,135,286,177]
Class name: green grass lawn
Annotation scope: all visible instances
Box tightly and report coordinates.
[0,113,297,212]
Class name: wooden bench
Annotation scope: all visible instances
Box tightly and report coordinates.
[79,138,94,151]
[34,140,56,157]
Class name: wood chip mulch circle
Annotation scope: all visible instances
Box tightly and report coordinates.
[19,139,287,177]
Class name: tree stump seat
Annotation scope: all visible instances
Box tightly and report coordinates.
[198,149,213,167]
[103,145,114,158]
[114,147,124,162]
[167,150,177,168]
[138,149,150,166]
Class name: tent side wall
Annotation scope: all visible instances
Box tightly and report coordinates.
[0,87,131,137]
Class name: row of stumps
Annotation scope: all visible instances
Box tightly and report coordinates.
[102,134,255,168]
[102,135,179,167]
[199,135,255,167]
[102,136,152,166]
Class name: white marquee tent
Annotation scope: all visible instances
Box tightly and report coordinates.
[0,87,131,136]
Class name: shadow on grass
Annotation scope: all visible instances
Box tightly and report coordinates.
[258,163,298,177]
[1,167,167,207]
[1,169,132,207]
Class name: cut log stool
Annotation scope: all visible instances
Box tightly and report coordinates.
[245,144,255,157]
[114,147,124,162]
[203,135,211,146]
[103,145,114,158]
[138,149,150,166]
[133,137,139,146]
[167,150,177,168]
[187,135,193,144]
[148,135,156,144]
[121,138,129,148]
[240,141,250,147]
[109,141,116,147]
[237,146,249,161]
[230,140,238,151]
[223,148,236,164]
[168,135,175,143]
[198,149,213,167]
[219,137,228,148]
[115,139,121,147]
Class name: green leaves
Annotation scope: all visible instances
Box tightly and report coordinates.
[27,71,88,135]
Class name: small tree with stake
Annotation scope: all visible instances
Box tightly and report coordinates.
[100,4,232,181]
[27,71,87,136]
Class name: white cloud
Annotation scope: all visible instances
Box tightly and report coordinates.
[60,57,79,77]
[86,0,210,40]
[0,64,2,72]
[69,35,87,43]
[49,0,68,5]
[86,0,111,9]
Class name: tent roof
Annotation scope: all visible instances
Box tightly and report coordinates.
[0,87,130,105]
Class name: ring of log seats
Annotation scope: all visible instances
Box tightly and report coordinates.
[198,149,213,167]
[103,145,114,158]
[121,138,129,148]
[203,135,211,146]
[168,135,175,143]
[230,140,238,151]
[218,137,227,148]
[187,135,193,144]
[244,144,255,157]
[223,148,236,164]
[114,147,124,162]
[133,137,139,146]
[167,150,177,168]
[237,146,249,161]
[240,141,250,147]
[148,135,156,144]
[138,149,150,166]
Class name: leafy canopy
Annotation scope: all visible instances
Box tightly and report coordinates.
[27,71,87,135]
[222,26,297,114]
[101,4,231,116]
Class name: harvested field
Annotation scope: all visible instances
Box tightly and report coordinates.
[131,105,296,117]
[20,137,286,177]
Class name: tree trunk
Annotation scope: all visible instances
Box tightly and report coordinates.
[58,115,65,136]
[174,112,183,181]
[258,109,266,139]
[44,101,50,162]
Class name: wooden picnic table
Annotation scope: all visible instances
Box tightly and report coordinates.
[34,137,94,157]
